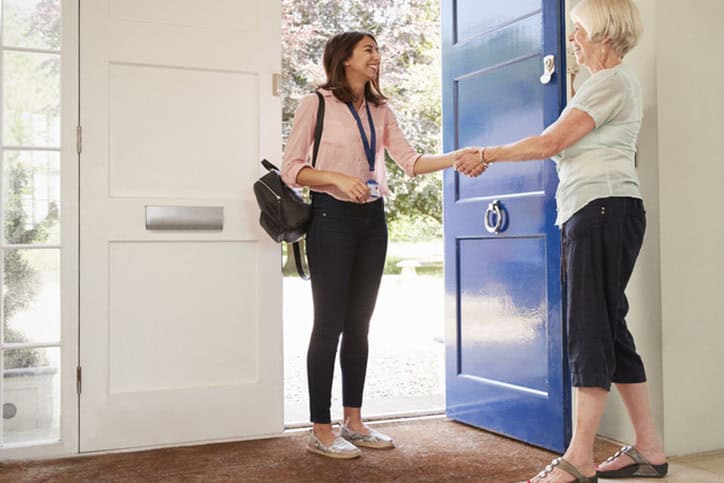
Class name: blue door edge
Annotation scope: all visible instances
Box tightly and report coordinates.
[543,0,572,451]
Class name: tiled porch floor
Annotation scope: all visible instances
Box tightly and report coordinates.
[602,448,724,481]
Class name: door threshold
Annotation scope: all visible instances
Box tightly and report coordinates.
[283,409,445,434]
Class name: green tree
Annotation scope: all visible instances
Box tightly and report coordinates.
[2,0,60,367]
[28,0,61,50]
[3,160,57,367]
[281,0,442,239]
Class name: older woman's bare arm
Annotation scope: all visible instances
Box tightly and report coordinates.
[456,107,596,177]
[487,107,595,162]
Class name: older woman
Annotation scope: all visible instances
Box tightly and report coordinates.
[456,0,666,481]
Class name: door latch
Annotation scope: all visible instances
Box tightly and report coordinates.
[272,73,282,97]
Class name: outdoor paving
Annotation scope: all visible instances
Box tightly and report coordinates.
[283,273,445,425]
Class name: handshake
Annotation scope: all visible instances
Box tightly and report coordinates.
[453,147,489,178]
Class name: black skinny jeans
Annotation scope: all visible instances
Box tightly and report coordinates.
[305,193,388,424]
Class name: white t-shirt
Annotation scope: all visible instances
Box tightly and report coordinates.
[552,64,643,226]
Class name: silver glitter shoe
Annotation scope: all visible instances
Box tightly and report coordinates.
[340,424,395,449]
[305,431,361,459]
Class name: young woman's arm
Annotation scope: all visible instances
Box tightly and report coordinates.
[382,105,482,176]
[413,148,481,175]
[295,167,369,204]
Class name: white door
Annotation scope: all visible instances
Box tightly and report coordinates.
[79,0,282,452]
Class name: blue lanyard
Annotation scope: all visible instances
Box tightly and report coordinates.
[347,99,376,171]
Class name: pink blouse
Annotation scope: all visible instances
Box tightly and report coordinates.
[281,88,420,202]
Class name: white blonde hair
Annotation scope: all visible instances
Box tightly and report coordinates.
[570,0,643,57]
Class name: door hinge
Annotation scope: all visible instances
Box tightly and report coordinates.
[76,125,82,154]
[76,366,82,395]
[272,73,282,97]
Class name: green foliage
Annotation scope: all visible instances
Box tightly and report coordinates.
[3,44,60,146]
[385,156,442,227]
[2,159,58,369]
[387,212,442,242]
[383,256,403,275]
[1,0,61,369]
[281,242,308,277]
[28,0,61,51]
[4,162,57,319]
[281,0,442,225]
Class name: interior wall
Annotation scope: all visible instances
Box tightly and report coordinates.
[570,0,724,455]
[656,0,724,455]
[597,0,665,445]
[563,0,665,447]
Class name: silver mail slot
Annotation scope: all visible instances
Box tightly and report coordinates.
[145,206,223,230]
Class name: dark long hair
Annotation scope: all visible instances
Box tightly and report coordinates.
[320,31,387,106]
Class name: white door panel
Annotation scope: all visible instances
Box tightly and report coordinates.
[80,0,282,451]
[107,242,260,393]
[107,64,259,199]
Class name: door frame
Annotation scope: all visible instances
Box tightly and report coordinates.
[1,0,570,461]
[0,0,79,461]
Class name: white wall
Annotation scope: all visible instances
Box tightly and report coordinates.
[563,0,665,448]
[570,0,724,456]
[656,0,724,455]
[597,0,665,446]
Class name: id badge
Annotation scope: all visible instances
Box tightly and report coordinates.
[367,179,380,200]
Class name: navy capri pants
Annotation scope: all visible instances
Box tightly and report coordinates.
[562,196,647,390]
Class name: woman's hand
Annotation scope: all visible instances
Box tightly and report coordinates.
[454,147,488,178]
[333,173,370,203]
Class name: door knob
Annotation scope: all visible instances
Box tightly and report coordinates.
[540,55,555,84]
[484,200,506,234]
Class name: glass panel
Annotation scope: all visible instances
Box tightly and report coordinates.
[1,0,61,50]
[3,150,60,245]
[3,249,60,344]
[3,51,60,147]
[2,347,60,444]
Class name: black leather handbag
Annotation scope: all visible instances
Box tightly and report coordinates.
[253,91,325,278]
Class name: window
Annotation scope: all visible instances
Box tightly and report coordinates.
[0,0,61,446]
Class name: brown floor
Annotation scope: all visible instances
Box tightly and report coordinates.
[0,418,619,482]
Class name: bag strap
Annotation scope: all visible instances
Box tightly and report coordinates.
[292,241,309,280]
[261,158,278,172]
[291,91,324,280]
[312,90,325,167]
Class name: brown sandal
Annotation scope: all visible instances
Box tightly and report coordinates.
[528,457,598,482]
[596,445,668,479]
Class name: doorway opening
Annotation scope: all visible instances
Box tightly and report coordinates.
[280,0,444,426]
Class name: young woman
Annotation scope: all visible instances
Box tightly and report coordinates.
[281,31,478,459]
[457,0,667,481]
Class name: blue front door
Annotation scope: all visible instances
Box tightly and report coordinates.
[442,1,570,452]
